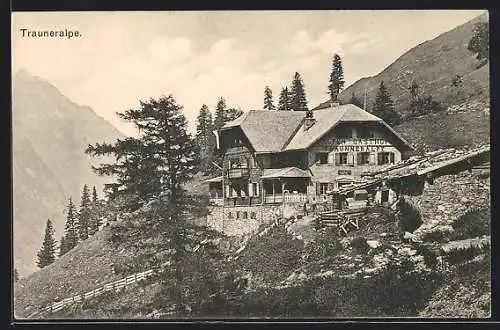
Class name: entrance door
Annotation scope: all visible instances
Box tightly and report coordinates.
[381,190,389,203]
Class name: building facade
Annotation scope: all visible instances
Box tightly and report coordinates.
[207,104,413,210]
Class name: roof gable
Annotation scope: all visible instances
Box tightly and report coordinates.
[221,110,305,153]
[220,105,412,153]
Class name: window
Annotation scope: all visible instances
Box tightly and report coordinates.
[378,152,395,165]
[357,152,371,165]
[335,152,348,165]
[228,212,233,219]
[252,182,259,196]
[236,211,240,219]
[316,152,328,164]
[243,211,248,219]
[358,127,374,139]
[320,183,329,195]
[231,137,243,147]
[250,212,256,219]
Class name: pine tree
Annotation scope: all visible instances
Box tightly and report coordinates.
[372,81,401,126]
[88,186,102,236]
[225,107,244,121]
[289,72,308,111]
[78,185,91,240]
[92,186,98,204]
[195,104,216,174]
[213,97,227,130]
[36,219,57,269]
[468,21,489,62]
[328,54,345,101]
[263,86,276,110]
[60,197,78,256]
[86,95,198,216]
[278,87,291,111]
[195,104,215,154]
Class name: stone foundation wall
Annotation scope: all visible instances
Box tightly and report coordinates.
[207,204,284,236]
[403,169,490,234]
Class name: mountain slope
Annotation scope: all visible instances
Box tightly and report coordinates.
[12,70,125,276]
[314,12,489,115]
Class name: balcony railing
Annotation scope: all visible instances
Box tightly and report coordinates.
[227,168,250,179]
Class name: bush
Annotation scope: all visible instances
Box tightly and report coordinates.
[350,236,369,252]
[451,208,490,240]
[397,198,423,233]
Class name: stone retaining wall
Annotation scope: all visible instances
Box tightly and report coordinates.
[207,204,284,236]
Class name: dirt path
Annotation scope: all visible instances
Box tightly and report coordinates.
[287,215,317,244]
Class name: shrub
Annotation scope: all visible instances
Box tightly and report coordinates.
[397,198,423,233]
[350,236,369,252]
[451,208,490,240]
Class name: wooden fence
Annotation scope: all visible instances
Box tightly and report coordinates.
[30,269,155,317]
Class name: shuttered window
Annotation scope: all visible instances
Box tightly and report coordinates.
[378,152,395,165]
[335,152,348,165]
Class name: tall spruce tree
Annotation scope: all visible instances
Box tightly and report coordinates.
[88,186,102,236]
[86,94,198,217]
[87,95,199,315]
[328,54,345,102]
[78,185,91,240]
[92,186,98,204]
[277,87,291,111]
[289,72,308,111]
[372,81,401,126]
[195,104,215,154]
[263,86,276,110]
[60,197,78,256]
[36,219,57,269]
[195,104,216,174]
[213,97,227,130]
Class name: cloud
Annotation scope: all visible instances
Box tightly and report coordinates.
[287,29,377,58]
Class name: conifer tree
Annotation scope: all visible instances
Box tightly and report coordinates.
[78,184,91,240]
[195,104,215,154]
[92,186,98,204]
[263,86,276,110]
[36,219,57,269]
[278,87,291,111]
[372,81,401,126]
[213,97,227,130]
[59,235,67,257]
[88,186,102,236]
[60,197,78,256]
[289,72,308,111]
[328,54,345,101]
[86,95,198,216]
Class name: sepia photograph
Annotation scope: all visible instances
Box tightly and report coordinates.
[11,10,491,320]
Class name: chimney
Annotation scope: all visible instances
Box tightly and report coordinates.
[303,110,316,131]
[330,100,340,108]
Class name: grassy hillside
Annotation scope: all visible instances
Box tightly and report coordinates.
[394,108,490,153]
[314,13,489,116]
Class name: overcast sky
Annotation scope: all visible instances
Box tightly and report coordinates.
[12,10,485,136]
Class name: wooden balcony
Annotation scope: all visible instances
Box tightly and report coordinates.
[227,168,250,179]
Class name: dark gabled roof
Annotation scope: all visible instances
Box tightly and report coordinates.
[219,105,413,153]
[285,104,412,151]
[221,110,305,153]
